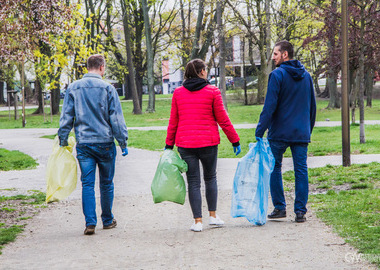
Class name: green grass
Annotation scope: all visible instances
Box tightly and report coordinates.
[0,190,46,254]
[1,207,16,212]
[310,190,380,266]
[315,99,380,121]
[283,163,379,267]
[0,148,38,171]
[126,125,380,158]
[16,217,32,221]
[2,97,380,129]
[0,225,24,252]
[41,124,380,158]
[0,191,46,205]
[283,162,380,189]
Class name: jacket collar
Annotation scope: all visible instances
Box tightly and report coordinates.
[83,73,103,80]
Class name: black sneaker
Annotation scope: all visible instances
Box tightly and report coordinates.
[295,213,306,223]
[103,219,117,229]
[268,209,287,219]
[84,225,95,235]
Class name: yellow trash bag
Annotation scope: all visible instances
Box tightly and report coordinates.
[46,136,77,203]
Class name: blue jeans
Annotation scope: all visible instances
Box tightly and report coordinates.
[269,140,309,214]
[178,146,218,219]
[76,142,116,227]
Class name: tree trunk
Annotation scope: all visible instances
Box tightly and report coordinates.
[123,73,132,100]
[350,71,359,124]
[190,0,204,60]
[179,0,188,67]
[198,12,217,60]
[121,0,141,114]
[326,0,340,108]
[256,0,268,104]
[217,1,227,110]
[0,69,5,104]
[133,5,143,108]
[257,52,268,104]
[358,7,365,144]
[313,76,321,96]
[17,64,33,102]
[0,81,4,104]
[6,71,15,108]
[326,74,340,108]
[242,37,248,105]
[33,74,44,115]
[311,53,321,96]
[265,0,272,77]
[51,67,62,115]
[365,69,373,107]
[141,0,155,112]
[105,0,130,103]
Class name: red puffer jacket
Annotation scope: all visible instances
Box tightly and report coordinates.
[166,84,240,148]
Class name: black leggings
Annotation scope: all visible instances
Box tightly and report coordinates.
[178,146,218,219]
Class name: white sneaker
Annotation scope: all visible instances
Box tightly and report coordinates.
[190,222,203,232]
[209,215,224,226]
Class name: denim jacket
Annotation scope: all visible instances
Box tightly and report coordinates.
[58,73,128,149]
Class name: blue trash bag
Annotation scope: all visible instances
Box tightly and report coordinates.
[231,138,275,225]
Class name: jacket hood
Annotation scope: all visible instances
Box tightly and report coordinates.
[183,77,210,91]
[280,60,306,81]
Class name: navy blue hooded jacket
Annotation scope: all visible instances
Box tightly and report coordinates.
[255,60,316,143]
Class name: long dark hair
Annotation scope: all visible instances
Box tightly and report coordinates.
[184,59,206,80]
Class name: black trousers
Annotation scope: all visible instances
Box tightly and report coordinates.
[178,146,218,218]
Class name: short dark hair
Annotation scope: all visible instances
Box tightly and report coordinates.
[87,54,105,70]
[275,40,294,59]
[184,59,206,80]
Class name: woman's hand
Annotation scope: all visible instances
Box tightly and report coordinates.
[233,145,241,156]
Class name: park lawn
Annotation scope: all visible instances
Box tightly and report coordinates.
[283,163,380,267]
[127,124,380,158]
[2,97,380,128]
[0,148,38,171]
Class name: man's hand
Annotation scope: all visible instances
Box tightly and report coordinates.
[233,145,241,156]
[122,147,128,156]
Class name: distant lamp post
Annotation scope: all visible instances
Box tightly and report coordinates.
[341,0,351,166]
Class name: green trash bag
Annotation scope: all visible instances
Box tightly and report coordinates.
[46,136,77,203]
[151,149,188,205]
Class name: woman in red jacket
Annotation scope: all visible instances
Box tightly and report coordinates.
[165,59,241,232]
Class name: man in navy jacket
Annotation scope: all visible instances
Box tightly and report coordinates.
[255,40,316,223]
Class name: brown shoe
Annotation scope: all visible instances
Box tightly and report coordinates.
[103,219,117,229]
[84,225,95,235]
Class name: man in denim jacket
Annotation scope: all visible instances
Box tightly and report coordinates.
[58,54,128,235]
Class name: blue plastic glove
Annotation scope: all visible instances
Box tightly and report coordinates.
[233,145,241,156]
[256,136,262,141]
[122,147,128,156]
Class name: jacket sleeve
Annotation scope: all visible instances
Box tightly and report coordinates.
[310,76,317,134]
[58,88,75,146]
[108,86,128,149]
[213,89,240,144]
[255,71,281,138]
[165,92,178,146]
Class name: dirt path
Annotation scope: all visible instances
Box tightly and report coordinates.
[0,129,376,269]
